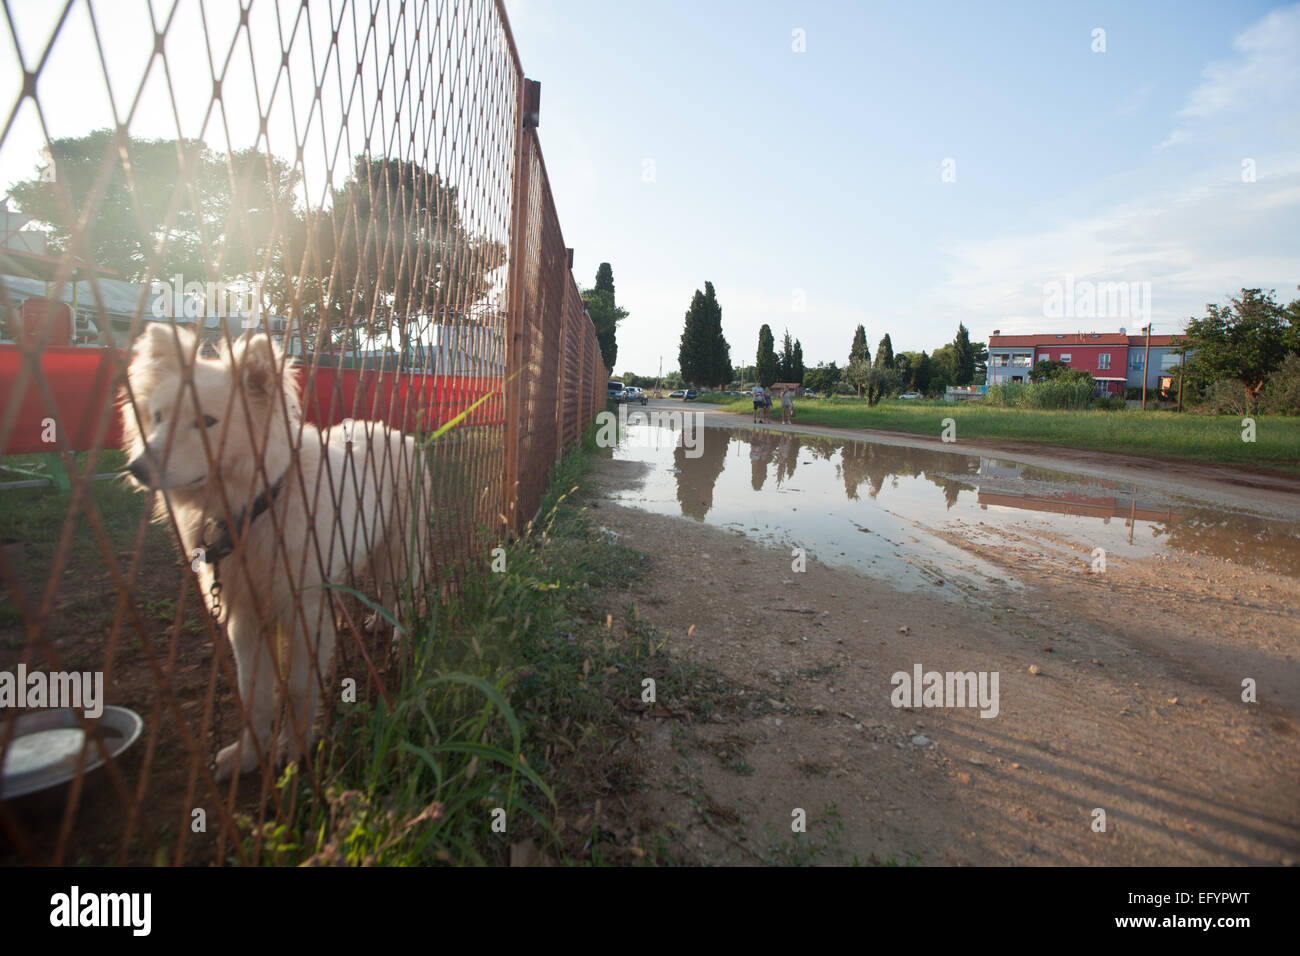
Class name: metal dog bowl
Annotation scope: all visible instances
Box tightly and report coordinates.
[1,706,143,799]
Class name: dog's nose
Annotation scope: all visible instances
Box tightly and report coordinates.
[126,456,152,484]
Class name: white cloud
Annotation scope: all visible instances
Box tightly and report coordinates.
[925,170,1300,337]
[1162,3,1300,146]
[924,6,1300,341]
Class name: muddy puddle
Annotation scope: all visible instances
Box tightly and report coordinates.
[607,422,1300,599]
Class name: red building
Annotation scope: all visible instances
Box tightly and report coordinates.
[987,331,1132,395]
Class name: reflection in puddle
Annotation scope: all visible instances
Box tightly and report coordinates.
[609,424,1300,596]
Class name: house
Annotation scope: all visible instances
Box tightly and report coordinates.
[987,328,1178,396]
[1125,333,1183,392]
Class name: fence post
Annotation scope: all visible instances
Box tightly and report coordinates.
[502,78,532,538]
[555,282,568,460]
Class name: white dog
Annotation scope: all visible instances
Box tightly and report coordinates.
[121,324,428,780]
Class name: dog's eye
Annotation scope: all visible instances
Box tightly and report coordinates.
[199,415,218,429]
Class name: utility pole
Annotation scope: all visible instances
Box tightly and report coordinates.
[1141,324,1152,411]
[1176,348,1185,413]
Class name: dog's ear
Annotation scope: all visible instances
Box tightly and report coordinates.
[133,321,196,367]
[233,334,283,399]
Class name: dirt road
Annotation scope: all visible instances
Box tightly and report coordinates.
[590,415,1300,865]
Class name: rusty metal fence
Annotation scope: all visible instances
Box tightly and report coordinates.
[0,0,605,864]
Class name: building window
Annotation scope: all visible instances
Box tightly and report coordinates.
[1160,352,1180,370]
[1130,353,1144,369]
[1059,353,1070,363]
[1012,352,1032,367]
[995,354,1008,367]
[1098,353,1111,370]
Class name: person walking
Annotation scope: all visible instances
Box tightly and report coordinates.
[780,386,793,424]
[752,381,765,423]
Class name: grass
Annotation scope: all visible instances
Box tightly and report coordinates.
[708,395,1300,471]
[241,422,761,866]
[0,425,832,865]
[0,449,163,570]
[685,392,741,405]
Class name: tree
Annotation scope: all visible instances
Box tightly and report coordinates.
[582,262,629,371]
[927,365,952,396]
[808,361,839,393]
[804,361,840,394]
[972,338,989,381]
[10,129,304,316]
[756,324,778,386]
[850,324,870,366]
[792,339,805,384]
[318,156,507,351]
[952,323,975,385]
[893,352,913,389]
[778,328,795,381]
[678,281,732,387]
[895,350,932,393]
[930,343,957,383]
[679,289,708,385]
[595,262,615,296]
[913,351,933,394]
[865,359,902,406]
[845,357,872,397]
[876,333,894,371]
[1178,288,1297,413]
[1030,358,1067,381]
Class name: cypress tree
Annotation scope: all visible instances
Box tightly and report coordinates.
[953,322,975,386]
[679,288,708,386]
[756,324,777,386]
[778,328,794,381]
[850,324,870,366]
[876,333,894,370]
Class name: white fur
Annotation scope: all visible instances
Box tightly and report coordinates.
[121,325,429,780]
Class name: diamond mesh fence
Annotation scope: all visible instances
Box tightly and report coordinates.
[0,0,605,864]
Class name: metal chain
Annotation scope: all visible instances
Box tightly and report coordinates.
[207,569,224,771]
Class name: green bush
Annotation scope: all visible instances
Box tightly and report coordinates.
[985,379,1093,410]
[1195,379,1252,416]
[1093,395,1127,411]
[1259,354,1300,415]
[983,383,1023,407]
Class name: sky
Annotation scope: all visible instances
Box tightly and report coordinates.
[502,0,1300,377]
[2,1,1296,379]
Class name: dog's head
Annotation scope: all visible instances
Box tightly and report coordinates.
[121,324,301,493]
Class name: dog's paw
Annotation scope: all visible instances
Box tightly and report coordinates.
[214,739,262,781]
[274,729,305,765]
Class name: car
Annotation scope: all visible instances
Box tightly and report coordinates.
[899,392,921,400]
[684,388,698,400]
[803,390,817,399]
[668,389,686,398]
[623,385,647,405]
[608,381,625,401]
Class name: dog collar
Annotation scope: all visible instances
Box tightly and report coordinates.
[201,470,288,565]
